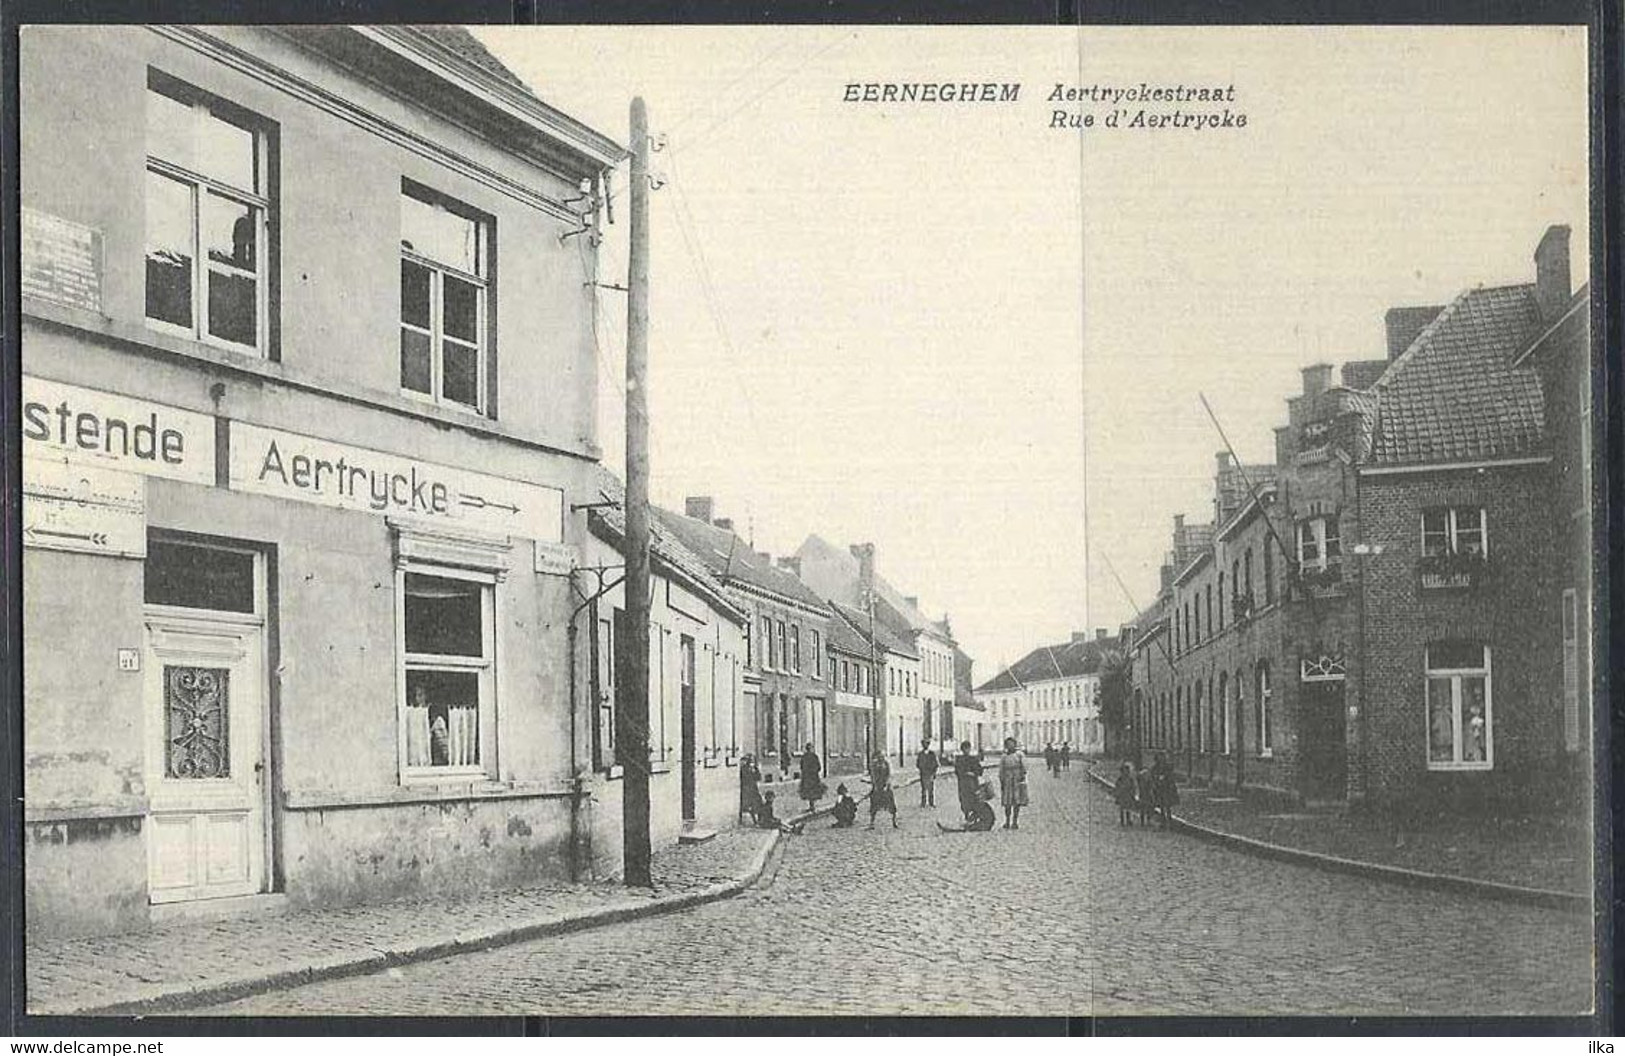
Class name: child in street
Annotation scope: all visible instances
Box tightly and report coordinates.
[867,752,898,829]
[1114,761,1139,827]
[1134,764,1153,827]
[831,784,858,828]
[755,791,802,834]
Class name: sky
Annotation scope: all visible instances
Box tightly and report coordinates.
[477,26,1589,677]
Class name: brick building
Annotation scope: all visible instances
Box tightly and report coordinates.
[1130,225,1587,815]
[653,499,833,785]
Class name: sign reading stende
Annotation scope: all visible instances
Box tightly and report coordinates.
[229,422,563,543]
[22,376,215,485]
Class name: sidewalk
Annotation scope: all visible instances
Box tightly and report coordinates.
[1087,762,1590,904]
[27,826,777,1017]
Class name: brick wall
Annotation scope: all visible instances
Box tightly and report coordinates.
[1356,465,1561,810]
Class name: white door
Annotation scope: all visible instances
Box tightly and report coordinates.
[144,612,268,903]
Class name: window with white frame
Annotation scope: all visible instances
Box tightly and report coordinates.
[1256,663,1273,756]
[400,569,495,778]
[1421,507,1487,558]
[776,620,787,673]
[145,72,270,353]
[790,623,801,673]
[763,615,776,670]
[1425,641,1492,769]
[400,183,490,412]
[812,629,822,678]
[1296,515,1341,571]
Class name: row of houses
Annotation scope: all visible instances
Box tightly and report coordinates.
[1119,225,1594,817]
[972,630,1119,754]
[19,25,983,941]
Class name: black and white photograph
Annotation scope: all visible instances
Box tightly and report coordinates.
[14,19,1600,1024]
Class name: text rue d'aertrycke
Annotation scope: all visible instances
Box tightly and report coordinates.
[841,80,1247,132]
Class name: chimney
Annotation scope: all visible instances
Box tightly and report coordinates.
[850,543,876,604]
[1071,631,1088,643]
[1534,224,1572,322]
[905,595,919,610]
[684,495,715,524]
[1384,305,1445,360]
[1095,628,1108,641]
[1159,564,1174,591]
[714,517,734,532]
[776,556,801,577]
[1216,450,1232,473]
[1301,363,1333,398]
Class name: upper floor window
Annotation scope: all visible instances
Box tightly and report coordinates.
[1422,507,1487,558]
[761,615,775,670]
[790,623,802,673]
[401,184,490,412]
[811,629,823,679]
[1426,641,1491,770]
[1296,515,1342,571]
[146,74,270,354]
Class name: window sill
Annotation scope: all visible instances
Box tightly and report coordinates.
[703,758,720,769]
[1427,763,1493,773]
[1257,750,1274,759]
[283,782,576,811]
[22,296,601,463]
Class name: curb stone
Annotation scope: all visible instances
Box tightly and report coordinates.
[51,828,783,1018]
[1084,768,1587,912]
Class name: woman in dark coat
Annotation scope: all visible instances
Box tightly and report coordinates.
[798,742,826,812]
[953,740,983,821]
[738,753,764,825]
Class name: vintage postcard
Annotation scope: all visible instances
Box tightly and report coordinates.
[16,22,1597,1022]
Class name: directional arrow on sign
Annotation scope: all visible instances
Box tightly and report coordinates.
[26,526,108,546]
[459,493,520,514]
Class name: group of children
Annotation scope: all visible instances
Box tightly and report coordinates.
[1113,756,1179,828]
[743,751,902,834]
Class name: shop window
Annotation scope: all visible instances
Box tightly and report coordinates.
[145,72,272,354]
[400,182,491,412]
[1425,641,1492,770]
[400,569,495,779]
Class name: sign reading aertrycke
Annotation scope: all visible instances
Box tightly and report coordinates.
[229,422,564,543]
[22,376,216,486]
[22,458,147,558]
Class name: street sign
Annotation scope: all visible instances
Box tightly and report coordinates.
[22,458,146,558]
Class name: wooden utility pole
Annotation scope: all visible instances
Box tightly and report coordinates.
[618,97,653,888]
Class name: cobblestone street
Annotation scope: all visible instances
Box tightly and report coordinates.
[202,769,1593,1018]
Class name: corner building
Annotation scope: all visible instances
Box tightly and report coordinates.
[21,26,623,937]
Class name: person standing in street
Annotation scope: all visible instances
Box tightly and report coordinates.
[739,753,764,826]
[1061,741,1072,771]
[1149,753,1179,829]
[867,750,898,829]
[798,741,826,813]
[1114,761,1139,826]
[916,739,939,807]
[1044,742,1059,778]
[953,740,983,822]
[999,737,1028,829]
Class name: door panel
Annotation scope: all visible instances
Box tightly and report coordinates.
[144,615,267,903]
